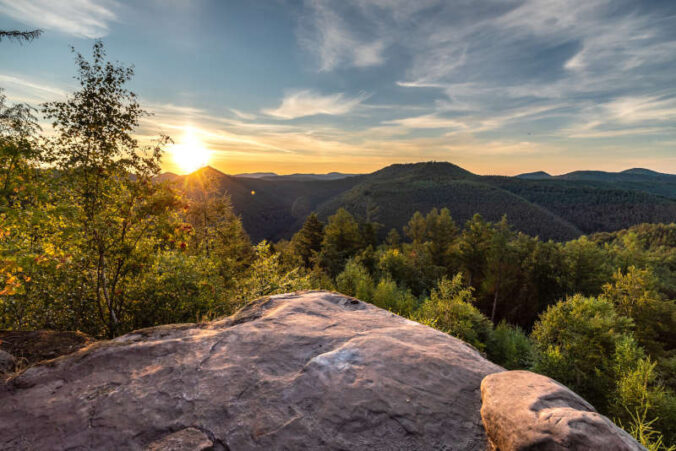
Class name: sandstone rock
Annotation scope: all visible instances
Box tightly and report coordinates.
[0,291,502,450]
[480,370,645,451]
[0,349,15,374]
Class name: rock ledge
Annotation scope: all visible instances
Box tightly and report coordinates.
[0,291,500,450]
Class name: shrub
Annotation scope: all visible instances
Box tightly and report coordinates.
[487,321,533,370]
[416,274,493,352]
[531,294,633,410]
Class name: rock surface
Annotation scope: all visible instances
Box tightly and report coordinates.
[480,370,645,450]
[145,427,214,451]
[1,291,502,450]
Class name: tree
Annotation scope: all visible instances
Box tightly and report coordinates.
[404,211,426,243]
[425,207,458,267]
[563,236,611,295]
[481,216,519,323]
[0,89,41,205]
[184,172,252,281]
[320,208,363,277]
[371,277,417,317]
[336,258,374,301]
[487,321,533,370]
[292,213,324,267]
[0,90,49,324]
[41,41,177,337]
[531,294,633,410]
[416,274,493,352]
[457,214,492,288]
[232,241,311,306]
[385,228,401,247]
[601,266,676,360]
[516,237,568,328]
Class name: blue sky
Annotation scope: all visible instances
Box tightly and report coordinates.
[1,0,675,175]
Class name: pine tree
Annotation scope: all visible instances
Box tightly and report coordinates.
[292,213,324,267]
[404,211,427,243]
[320,208,362,276]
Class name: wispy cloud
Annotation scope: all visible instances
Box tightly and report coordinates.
[297,0,387,70]
[0,73,67,101]
[262,90,369,119]
[383,114,467,130]
[229,108,257,120]
[0,0,119,38]
[294,0,676,148]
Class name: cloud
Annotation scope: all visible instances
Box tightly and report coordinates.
[0,0,119,38]
[296,0,676,147]
[229,108,257,120]
[383,114,468,129]
[297,0,387,70]
[0,73,67,101]
[262,90,369,119]
[560,95,676,139]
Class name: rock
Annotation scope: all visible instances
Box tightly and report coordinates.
[0,349,15,374]
[0,291,502,450]
[145,427,213,451]
[480,370,645,450]
[0,330,94,366]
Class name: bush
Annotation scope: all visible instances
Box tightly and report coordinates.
[416,274,493,352]
[336,259,374,301]
[487,321,533,370]
[371,278,418,317]
[128,252,223,330]
[612,341,676,447]
[531,294,633,410]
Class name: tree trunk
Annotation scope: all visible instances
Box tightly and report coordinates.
[491,289,499,323]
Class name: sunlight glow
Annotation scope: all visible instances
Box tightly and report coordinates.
[169,127,211,174]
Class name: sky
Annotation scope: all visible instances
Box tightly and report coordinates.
[1,0,675,175]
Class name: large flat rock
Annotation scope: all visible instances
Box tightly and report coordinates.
[0,291,502,450]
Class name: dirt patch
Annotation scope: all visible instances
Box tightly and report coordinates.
[0,330,95,366]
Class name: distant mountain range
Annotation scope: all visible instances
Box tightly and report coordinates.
[234,172,357,181]
[160,163,676,242]
[515,167,676,200]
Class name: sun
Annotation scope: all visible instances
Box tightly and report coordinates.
[169,127,211,174]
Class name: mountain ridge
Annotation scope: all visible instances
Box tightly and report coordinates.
[162,162,676,242]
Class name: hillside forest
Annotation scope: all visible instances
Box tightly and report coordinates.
[1,42,675,449]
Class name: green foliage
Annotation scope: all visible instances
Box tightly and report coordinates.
[563,236,612,295]
[416,275,493,352]
[0,42,307,338]
[531,294,633,410]
[127,252,222,329]
[232,241,311,305]
[371,278,417,317]
[385,228,401,247]
[292,213,324,267]
[487,321,533,370]
[457,214,492,288]
[601,266,676,359]
[614,349,676,449]
[336,259,374,300]
[624,408,675,451]
[320,208,363,276]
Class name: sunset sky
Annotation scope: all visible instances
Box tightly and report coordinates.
[1,0,675,175]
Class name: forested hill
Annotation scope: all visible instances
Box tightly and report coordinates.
[516,167,676,199]
[165,162,676,242]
